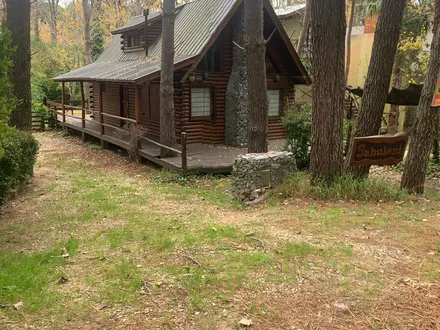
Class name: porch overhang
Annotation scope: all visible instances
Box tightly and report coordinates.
[53,55,197,85]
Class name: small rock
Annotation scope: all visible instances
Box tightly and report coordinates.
[13,301,23,311]
[58,276,68,285]
[333,302,349,312]
[239,318,253,327]
[61,247,69,258]
[96,303,107,311]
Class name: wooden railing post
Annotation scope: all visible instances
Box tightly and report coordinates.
[80,81,86,142]
[181,132,187,171]
[53,104,58,129]
[61,81,66,126]
[98,83,105,147]
[135,85,141,151]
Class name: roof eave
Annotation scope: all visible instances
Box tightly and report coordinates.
[111,15,162,35]
[263,0,312,85]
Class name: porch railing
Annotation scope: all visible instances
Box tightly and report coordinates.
[46,100,188,171]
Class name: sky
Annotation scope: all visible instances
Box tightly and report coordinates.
[59,0,71,8]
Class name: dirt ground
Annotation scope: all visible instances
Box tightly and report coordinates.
[0,132,439,330]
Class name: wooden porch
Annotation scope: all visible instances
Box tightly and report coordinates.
[47,100,285,174]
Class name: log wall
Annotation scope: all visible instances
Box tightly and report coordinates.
[91,11,300,144]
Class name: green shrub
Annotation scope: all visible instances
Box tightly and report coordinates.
[0,28,16,155]
[0,130,39,206]
[282,103,312,169]
[275,172,408,202]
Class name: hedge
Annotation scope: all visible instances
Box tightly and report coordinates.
[0,129,39,206]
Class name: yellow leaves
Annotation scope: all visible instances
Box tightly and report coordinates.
[59,0,84,46]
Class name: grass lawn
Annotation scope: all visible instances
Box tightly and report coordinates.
[0,131,439,329]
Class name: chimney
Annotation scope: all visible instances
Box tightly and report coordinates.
[144,8,149,56]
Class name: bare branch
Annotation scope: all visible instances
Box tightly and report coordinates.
[233,40,244,50]
[265,28,277,44]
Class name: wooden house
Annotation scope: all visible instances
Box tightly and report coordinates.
[53,0,310,173]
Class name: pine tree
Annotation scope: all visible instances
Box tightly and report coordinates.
[6,0,32,130]
[345,0,406,177]
[309,0,346,181]
[401,0,440,194]
[160,0,177,157]
[245,0,268,153]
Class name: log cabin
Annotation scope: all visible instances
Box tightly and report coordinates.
[53,0,311,173]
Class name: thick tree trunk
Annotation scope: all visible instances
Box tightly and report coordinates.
[225,6,248,148]
[297,0,310,57]
[160,0,177,158]
[387,61,402,135]
[345,0,406,177]
[245,0,268,153]
[82,0,93,65]
[6,0,32,130]
[309,0,346,181]
[345,0,356,85]
[401,3,440,194]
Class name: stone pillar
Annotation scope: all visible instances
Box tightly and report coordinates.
[225,6,248,148]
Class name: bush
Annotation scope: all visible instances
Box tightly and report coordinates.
[0,130,39,206]
[0,28,16,155]
[275,172,408,202]
[282,103,312,170]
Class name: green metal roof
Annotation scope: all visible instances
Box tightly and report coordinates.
[54,0,239,82]
[54,0,311,84]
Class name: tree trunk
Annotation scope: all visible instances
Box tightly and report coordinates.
[297,0,311,57]
[309,0,346,181]
[403,106,417,133]
[433,139,440,163]
[32,0,40,41]
[345,0,356,85]
[82,0,93,65]
[387,60,402,135]
[6,0,32,130]
[225,5,248,148]
[160,0,177,158]
[245,0,268,154]
[48,0,58,44]
[345,0,406,177]
[401,2,440,194]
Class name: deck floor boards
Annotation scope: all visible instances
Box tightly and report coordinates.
[57,116,285,173]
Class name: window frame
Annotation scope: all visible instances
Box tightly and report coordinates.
[189,84,216,121]
[125,34,142,51]
[267,88,284,118]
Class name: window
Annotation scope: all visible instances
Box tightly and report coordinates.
[197,37,223,72]
[191,87,212,118]
[268,89,282,117]
[127,34,140,48]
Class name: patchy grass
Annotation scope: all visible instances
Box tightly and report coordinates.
[276,171,412,201]
[0,132,439,329]
[0,239,78,313]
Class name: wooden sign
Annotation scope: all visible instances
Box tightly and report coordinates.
[350,133,408,166]
[433,77,440,107]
